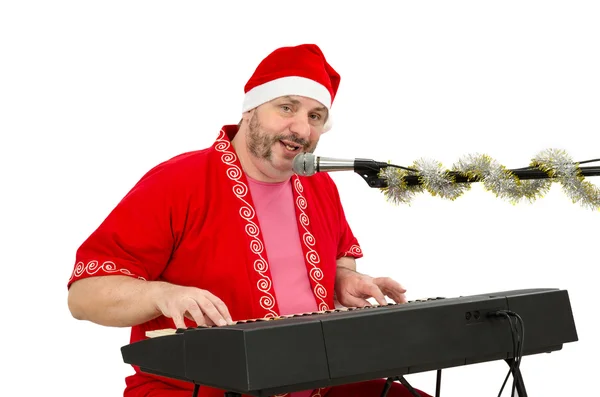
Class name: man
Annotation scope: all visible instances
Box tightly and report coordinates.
[67,44,432,397]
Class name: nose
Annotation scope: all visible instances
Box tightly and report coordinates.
[289,113,312,141]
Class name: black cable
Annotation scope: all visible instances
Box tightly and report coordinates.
[491,309,526,397]
[510,318,521,397]
[578,158,600,165]
[513,158,600,170]
[507,311,525,397]
[383,163,419,172]
[494,311,518,397]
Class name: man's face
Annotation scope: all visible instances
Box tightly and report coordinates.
[243,95,328,180]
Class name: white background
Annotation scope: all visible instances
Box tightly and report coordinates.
[1,1,598,396]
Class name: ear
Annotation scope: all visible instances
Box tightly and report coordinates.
[241,109,254,125]
[323,112,332,132]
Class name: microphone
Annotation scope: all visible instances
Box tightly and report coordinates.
[292,152,390,177]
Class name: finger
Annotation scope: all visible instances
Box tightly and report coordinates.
[341,295,371,308]
[374,277,407,295]
[373,278,407,303]
[185,312,217,326]
[204,292,234,324]
[197,297,228,326]
[364,283,388,306]
[169,310,187,330]
[378,284,406,304]
[184,301,209,327]
[390,292,407,304]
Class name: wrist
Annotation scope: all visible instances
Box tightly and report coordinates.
[335,265,355,283]
[145,280,171,316]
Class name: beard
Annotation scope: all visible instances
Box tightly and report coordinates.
[246,111,316,160]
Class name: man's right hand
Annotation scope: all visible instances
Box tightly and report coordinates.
[152,283,234,329]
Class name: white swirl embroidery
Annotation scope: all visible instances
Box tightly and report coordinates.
[344,244,362,257]
[293,177,329,311]
[68,260,146,282]
[215,129,278,317]
[344,244,362,255]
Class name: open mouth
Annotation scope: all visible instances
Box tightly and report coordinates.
[280,140,302,152]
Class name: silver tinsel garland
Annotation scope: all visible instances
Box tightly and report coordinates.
[379,149,600,211]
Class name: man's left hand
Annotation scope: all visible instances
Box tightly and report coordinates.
[334,267,407,308]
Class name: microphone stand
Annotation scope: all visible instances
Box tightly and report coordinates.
[353,159,393,188]
[356,163,600,188]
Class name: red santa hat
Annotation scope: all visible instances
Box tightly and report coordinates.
[242,44,340,132]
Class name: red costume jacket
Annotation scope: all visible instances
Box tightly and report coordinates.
[67,125,364,397]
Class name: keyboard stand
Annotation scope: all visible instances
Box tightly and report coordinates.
[378,361,526,397]
[191,363,520,397]
[381,374,429,397]
[381,368,443,397]
[505,358,527,397]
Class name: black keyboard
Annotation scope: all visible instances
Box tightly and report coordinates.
[121,288,578,396]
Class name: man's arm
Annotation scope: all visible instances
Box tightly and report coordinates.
[68,276,165,327]
[68,275,233,329]
[336,255,357,273]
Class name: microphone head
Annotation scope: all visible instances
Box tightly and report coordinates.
[292,152,317,176]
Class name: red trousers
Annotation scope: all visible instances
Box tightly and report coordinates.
[125,377,433,397]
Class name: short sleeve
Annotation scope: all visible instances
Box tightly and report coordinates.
[67,161,188,288]
[336,205,364,259]
[326,176,364,260]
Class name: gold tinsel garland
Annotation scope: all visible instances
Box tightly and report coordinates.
[378,149,600,211]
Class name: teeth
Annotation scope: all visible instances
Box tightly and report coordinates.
[285,144,299,151]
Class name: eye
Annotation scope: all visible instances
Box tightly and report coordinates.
[280,105,292,112]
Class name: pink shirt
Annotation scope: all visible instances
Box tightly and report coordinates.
[248,176,318,397]
[247,176,319,315]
